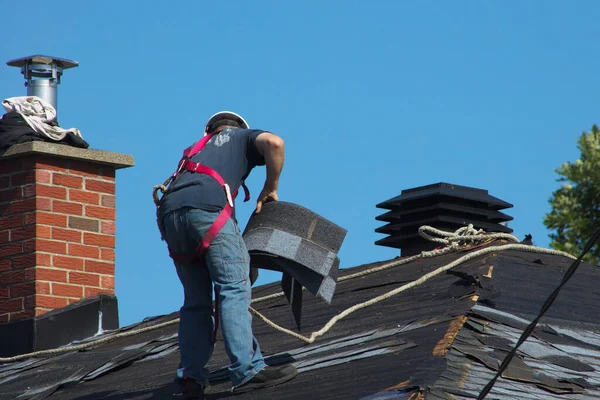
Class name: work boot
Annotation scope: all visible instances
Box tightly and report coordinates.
[232,364,298,394]
[173,376,205,399]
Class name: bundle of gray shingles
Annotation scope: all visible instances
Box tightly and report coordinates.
[243,201,347,329]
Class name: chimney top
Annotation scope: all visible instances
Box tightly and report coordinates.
[6,55,79,114]
[375,183,514,256]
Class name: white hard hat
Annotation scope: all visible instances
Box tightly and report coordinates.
[204,111,250,134]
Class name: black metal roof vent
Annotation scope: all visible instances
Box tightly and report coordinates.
[375,182,513,256]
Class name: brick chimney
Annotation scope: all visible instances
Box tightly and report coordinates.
[0,142,133,356]
[0,55,134,357]
[0,142,133,323]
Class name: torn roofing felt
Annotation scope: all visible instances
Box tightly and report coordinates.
[1,242,599,400]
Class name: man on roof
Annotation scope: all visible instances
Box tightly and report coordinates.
[156,111,297,398]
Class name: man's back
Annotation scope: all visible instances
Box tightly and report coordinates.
[159,128,265,216]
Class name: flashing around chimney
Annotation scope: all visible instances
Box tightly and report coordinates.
[375,183,513,257]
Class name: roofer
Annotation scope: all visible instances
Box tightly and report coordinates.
[154,111,298,398]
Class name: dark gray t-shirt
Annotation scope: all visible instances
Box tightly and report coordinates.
[159,128,265,217]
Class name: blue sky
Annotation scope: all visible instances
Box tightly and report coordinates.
[1,1,598,326]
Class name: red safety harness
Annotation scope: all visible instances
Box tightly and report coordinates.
[156,131,251,342]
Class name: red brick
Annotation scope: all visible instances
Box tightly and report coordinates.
[0,176,9,189]
[0,242,23,258]
[0,215,22,230]
[0,314,8,323]
[52,282,83,297]
[11,226,35,241]
[12,253,51,270]
[36,268,67,282]
[36,281,51,295]
[85,206,115,220]
[53,173,83,189]
[52,228,81,242]
[35,169,51,183]
[85,287,114,298]
[23,239,35,252]
[101,221,116,235]
[36,197,52,211]
[37,225,52,239]
[10,170,36,186]
[69,272,100,286]
[24,212,35,225]
[53,255,84,270]
[38,253,52,266]
[85,179,115,195]
[36,239,67,255]
[37,185,67,200]
[101,275,115,289]
[68,298,80,305]
[10,282,35,298]
[84,233,115,247]
[85,260,114,275]
[10,310,35,321]
[1,270,25,284]
[35,308,49,316]
[10,198,36,213]
[33,156,68,171]
[69,190,100,204]
[0,230,8,243]
[37,212,67,227]
[101,195,116,208]
[52,200,83,215]
[68,243,99,259]
[101,248,115,261]
[0,259,11,272]
[0,288,9,299]
[0,187,22,202]
[68,161,101,177]
[24,294,35,309]
[36,295,68,309]
[0,298,24,313]
[68,216,99,232]
[24,268,35,280]
[22,184,35,198]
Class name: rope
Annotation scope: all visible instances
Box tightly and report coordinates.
[0,319,179,363]
[0,225,575,363]
[249,241,574,344]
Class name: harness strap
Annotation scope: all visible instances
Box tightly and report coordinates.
[241,181,250,202]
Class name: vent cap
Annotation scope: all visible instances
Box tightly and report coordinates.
[375,183,513,256]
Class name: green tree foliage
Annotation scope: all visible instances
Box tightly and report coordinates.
[544,125,600,265]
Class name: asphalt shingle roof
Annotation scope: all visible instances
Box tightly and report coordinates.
[1,241,598,400]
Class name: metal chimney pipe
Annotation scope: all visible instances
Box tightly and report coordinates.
[6,55,78,115]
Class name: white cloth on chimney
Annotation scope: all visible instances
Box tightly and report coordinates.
[2,96,83,141]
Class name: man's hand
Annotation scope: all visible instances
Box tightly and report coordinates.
[256,186,279,213]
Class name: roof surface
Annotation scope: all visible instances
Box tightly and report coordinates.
[1,241,598,400]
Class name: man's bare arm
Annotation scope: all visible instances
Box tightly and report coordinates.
[255,132,285,213]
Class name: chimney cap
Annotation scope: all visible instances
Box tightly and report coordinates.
[6,55,78,69]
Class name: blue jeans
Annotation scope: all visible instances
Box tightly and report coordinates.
[161,207,266,388]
